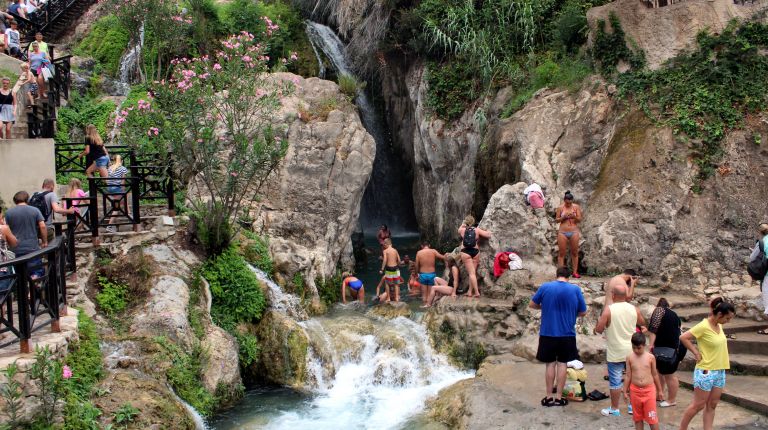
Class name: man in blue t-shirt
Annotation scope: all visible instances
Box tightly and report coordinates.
[529,266,587,407]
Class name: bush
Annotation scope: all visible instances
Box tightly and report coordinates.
[202,248,266,332]
[591,13,645,73]
[240,231,274,276]
[316,271,343,308]
[425,59,479,121]
[233,332,260,368]
[75,15,130,76]
[338,74,365,98]
[95,276,129,317]
[158,339,217,417]
[502,55,591,117]
[56,94,116,143]
[551,2,588,54]
[190,201,233,257]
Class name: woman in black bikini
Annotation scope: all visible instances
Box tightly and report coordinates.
[555,191,582,278]
[458,215,491,298]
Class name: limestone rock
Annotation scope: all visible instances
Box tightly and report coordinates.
[477,183,558,286]
[201,325,241,396]
[251,310,310,390]
[367,301,411,319]
[587,0,766,70]
[130,275,193,347]
[255,74,375,295]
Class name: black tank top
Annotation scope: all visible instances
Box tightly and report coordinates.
[0,90,13,106]
[86,137,107,159]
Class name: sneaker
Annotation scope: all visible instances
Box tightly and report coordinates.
[627,404,633,415]
[659,401,676,408]
[601,407,620,417]
[572,273,581,279]
[106,226,117,233]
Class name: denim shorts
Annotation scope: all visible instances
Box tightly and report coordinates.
[107,186,123,194]
[94,155,109,167]
[693,368,726,391]
[607,361,626,390]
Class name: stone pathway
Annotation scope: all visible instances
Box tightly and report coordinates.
[441,354,768,429]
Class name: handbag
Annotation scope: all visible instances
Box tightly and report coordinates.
[653,346,678,366]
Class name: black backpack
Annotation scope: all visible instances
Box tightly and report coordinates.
[29,191,52,221]
[462,226,477,248]
[747,239,768,282]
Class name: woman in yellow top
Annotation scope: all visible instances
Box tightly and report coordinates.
[678,297,735,430]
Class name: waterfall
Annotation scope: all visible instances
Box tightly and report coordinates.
[169,385,209,430]
[305,22,417,233]
[248,265,308,321]
[114,23,145,96]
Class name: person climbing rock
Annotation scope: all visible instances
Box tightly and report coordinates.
[340,272,364,304]
[604,269,638,308]
[458,215,491,299]
[415,241,445,307]
[555,191,582,278]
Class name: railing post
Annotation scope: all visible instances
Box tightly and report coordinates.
[88,178,99,246]
[66,217,76,276]
[52,240,65,325]
[15,262,31,354]
[167,174,176,217]
[131,175,141,231]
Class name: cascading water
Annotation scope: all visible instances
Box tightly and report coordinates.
[212,266,472,429]
[305,22,417,233]
[114,23,145,96]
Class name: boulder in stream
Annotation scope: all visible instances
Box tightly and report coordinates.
[251,310,310,390]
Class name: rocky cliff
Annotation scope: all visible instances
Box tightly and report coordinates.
[254,73,375,293]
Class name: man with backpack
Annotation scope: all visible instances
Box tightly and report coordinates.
[30,178,75,241]
[749,223,768,335]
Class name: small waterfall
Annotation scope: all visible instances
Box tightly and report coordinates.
[114,23,145,96]
[169,385,208,430]
[305,22,417,233]
[267,314,473,429]
[248,265,308,321]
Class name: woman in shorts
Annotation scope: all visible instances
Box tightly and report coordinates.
[0,77,15,138]
[679,297,735,430]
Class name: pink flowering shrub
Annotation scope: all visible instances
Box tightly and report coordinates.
[116,24,297,255]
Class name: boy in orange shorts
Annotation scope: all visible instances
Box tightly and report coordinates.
[624,332,664,430]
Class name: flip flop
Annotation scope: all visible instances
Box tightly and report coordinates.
[757,329,768,335]
[541,397,555,407]
[587,390,609,401]
[552,398,568,406]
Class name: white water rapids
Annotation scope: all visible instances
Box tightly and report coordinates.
[215,267,473,429]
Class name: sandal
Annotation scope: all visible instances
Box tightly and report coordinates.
[541,397,555,407]
[757,329,768,335]
[552,398,568,406]
[725,333,736,340]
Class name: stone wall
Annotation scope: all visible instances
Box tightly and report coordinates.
[0,139,56,207]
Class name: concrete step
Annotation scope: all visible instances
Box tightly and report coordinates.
[680,353,768,376]
[675,306,713,322]
[728,332,768,355]
[679,372,768,416]
[646,293,704,309]
[683,318,767,335]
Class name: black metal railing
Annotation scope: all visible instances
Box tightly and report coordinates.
[54,143,136,175]
[25,54,71,138]
[14,0,95,41]
[0,235,70,353]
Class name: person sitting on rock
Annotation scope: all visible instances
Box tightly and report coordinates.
[340,272,364,304]
[427,253,462,306]
[458,215,491,299]
[378,238,401,302]
[415,241,445,307]
[407,261,420,297]
[529,266,587,407]
[555,191,582,278]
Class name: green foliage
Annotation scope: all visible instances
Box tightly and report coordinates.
[202,247,266,330]
[63,398,102,430]
[502,55,591,117]
[425,59,479,121]
[591,13,645,73]
[240,231,274,276]
[76,15,131,76]
[191,202,234,256]
[617,20,768,188]
[95,275,129,317]
[0,362,24,427]
[29,346,65,426]
[64,312,104,397]
[56,94,116,143]
[233,332,260,368]
[187,269,206,340]
[157,339,217,417]
[113,403,140,425]
[435,321,487,369]
[551,1,588,53]
[337,74,366,98]
[316,271,344,308]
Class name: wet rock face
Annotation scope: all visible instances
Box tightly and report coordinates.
[381,60,483,242]
[256,74,375,292]
[250,310,310,390]
[367,301,411,319]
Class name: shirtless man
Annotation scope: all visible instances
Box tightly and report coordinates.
[604,269,638,308]
[379,238,401,302]
[415,242,445,306]
[624,332,663,429]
